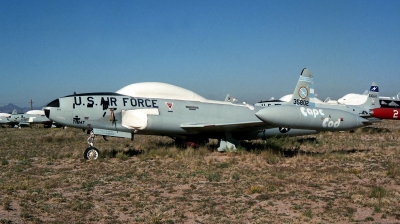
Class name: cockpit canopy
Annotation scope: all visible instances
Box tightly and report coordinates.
[116,82,207,101]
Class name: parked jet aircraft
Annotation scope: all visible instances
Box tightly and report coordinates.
[370,92,400,120]
[44,74,322,160]
[379,92,400,108]
[0,109,53,128]
[0,112,10,117]
[0,112,11,119]
[0,110,19,127]
[256,84,387,107]
[334,92,400,108]
[255,69,381,131]
[0,112,12,127]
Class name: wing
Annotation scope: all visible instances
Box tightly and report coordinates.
[181,120,274,134]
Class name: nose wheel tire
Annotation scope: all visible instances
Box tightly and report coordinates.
[84,147,99,160]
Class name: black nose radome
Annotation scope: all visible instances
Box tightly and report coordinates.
[44,109,50,119]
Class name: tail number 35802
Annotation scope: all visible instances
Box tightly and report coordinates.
[293,99,309,106]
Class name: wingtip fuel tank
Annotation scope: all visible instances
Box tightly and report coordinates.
[255,105,367,131]
[370,108,400,120]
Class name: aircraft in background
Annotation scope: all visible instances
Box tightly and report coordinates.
[256,84,399,108]
[260,81,399,122]
[379,92,400,108]
[0,112,12,127]
[0,112,11,117]
[44,77,321,160]
[370,93,400,120]
[0,110,20,127]
[333,91,400,107]
[0,109,54,128]
[332,90,400,121]
[255,69,381,131]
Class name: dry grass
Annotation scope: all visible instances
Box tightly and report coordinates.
[0,120,400,223]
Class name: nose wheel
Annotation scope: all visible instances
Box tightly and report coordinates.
[84,130,99,160]
[84,147,99,160]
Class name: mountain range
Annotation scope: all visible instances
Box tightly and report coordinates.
[0,103,45,114]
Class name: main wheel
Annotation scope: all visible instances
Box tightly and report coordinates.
[84,147,99,160]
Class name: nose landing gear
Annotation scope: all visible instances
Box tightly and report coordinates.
[84,130,99,160]
[84,147,99,160]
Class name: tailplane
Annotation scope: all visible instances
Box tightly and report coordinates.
[289,68,315,107]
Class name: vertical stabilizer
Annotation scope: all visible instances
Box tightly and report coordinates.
[224,94,237,103]
[363,82,380,109]
[225,94,231,102]
[289,68,315,107]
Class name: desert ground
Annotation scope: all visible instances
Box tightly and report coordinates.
[0,120,400,223]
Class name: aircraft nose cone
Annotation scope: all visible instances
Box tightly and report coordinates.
[255,108,274,123]
[256,106,300,127]
[44,98,60,119]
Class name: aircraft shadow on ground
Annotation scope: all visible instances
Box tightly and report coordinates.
[239,137,319,156]
[103,134,374,159]
[103,148,144,157]
[358,127,391,134]
[239,136,370,158]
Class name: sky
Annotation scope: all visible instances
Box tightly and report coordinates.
[1,0,399,108]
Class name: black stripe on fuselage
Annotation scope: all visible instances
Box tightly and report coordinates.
[64,92,125,97]
[257,100,285,103]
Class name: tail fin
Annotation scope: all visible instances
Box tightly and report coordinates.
[224,94,237,103]
[363,82,380,109]
[289,68,315,107]
[225,94,231,102]
[12,109,17,115]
